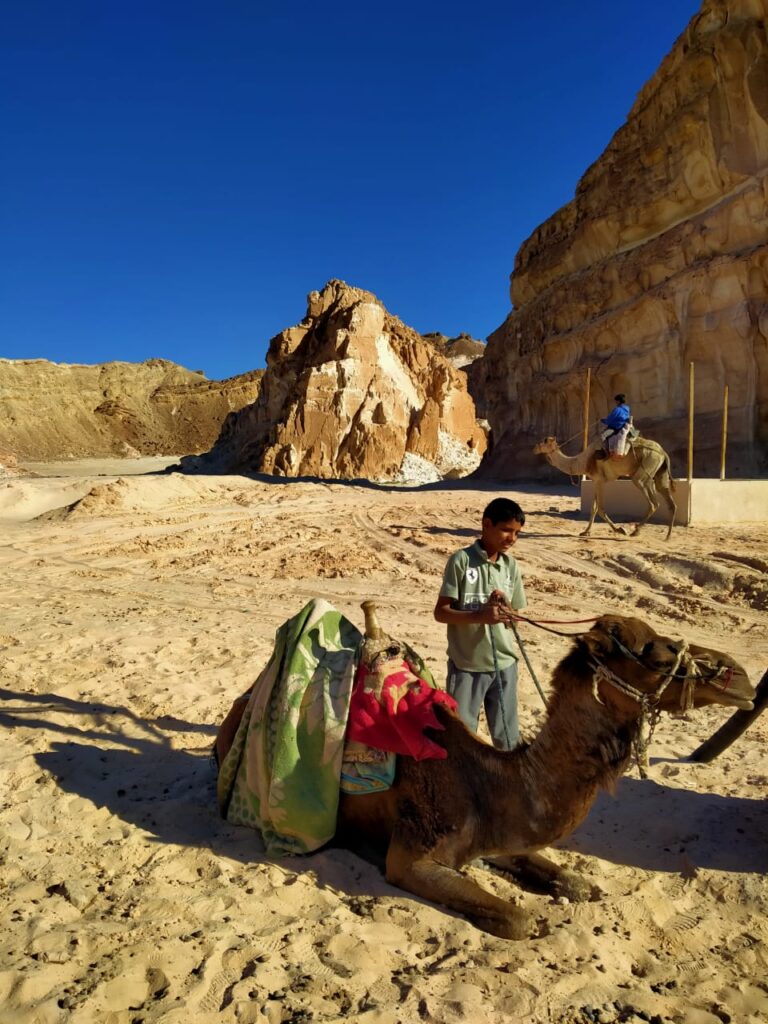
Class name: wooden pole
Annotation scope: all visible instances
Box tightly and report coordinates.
[582,367,591,452]
[720,384,728,481]
[687,361,694,482]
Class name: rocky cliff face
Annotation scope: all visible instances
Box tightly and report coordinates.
[0,358,263,461]
[476,0,768,479]
[181,280,486,481]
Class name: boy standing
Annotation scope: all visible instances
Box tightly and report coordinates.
[433,497,526,750]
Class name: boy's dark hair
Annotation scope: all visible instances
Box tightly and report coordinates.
[482,497,525,526]
[614,393,626,403]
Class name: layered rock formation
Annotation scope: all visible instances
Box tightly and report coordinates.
[180,280,486,480]
[0,359,262,461]
[476,0,768,479]
[421,332,486,370]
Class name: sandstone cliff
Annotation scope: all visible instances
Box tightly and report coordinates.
[0,358,263,461]
[180,281,487,481]
[476,0,768,479]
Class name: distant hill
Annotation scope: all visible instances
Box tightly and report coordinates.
[0,357,263,461]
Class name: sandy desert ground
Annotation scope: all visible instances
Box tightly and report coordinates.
[0,462,766,1024]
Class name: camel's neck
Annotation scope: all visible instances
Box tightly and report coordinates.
[544,446,591,476]
[486,667,639,851]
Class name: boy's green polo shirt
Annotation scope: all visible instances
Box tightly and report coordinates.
[439,540,526,673]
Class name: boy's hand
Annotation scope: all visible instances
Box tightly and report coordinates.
[479,593,515,625]
[477,605,510,625]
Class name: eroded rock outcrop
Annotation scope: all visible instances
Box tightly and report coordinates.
[181,281,486,480]
[476,0,768,479]
[0,358,263,461]
[421,332,486,370]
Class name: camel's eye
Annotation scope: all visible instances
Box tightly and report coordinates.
[386,644,400,659]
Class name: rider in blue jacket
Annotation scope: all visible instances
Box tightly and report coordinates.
[601,394,631,432]
[600,394,632,457]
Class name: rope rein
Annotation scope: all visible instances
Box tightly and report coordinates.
[507,611,601,637]
[557,420,603,451]
[500,597,736,775]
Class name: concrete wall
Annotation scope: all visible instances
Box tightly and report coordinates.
[580,479,768,526]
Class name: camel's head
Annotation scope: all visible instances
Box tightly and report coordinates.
[533,437,559,457]
[579,615,755,713]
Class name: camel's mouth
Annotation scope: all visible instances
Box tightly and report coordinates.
[709,691,754,711]
[695,664,755,710]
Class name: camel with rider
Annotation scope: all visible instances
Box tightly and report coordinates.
[534,435,677,540]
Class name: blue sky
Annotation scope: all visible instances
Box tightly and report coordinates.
[1,1,701,380]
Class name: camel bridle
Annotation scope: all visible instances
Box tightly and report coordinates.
[490,601,737,774]
[587,634,736,776]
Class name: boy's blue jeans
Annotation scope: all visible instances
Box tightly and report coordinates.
[446,660,520,750]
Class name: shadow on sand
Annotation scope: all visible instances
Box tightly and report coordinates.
[4,688,764,894]
[562,770,768,874]
[162,463,577,499]
[0,688,402,901]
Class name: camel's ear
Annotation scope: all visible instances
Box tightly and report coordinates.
[578,624,612,658]
[584,616,660,661]
[580,617,624,658]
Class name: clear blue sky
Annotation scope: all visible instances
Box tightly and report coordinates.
[1,1,700,380]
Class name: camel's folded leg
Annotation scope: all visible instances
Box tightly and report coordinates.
[484,852,596,903]
[386,839,529,940]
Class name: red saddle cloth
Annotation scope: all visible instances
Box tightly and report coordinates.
[346,658,457,761]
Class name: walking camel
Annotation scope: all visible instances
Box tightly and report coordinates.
[215,602,754,939]
[533,436,677,540]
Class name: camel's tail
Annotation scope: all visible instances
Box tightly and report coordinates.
[665,452,676,492]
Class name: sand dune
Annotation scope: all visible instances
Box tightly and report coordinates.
[1,468,766,1023]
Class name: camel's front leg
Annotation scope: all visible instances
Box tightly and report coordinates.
[386,839,529,939]
[589,480,628,536]
[580,494,599,536]
[485,852,596,903]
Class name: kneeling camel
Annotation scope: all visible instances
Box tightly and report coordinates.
[216,603,754,939]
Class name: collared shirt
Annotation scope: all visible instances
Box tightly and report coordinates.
[439,540,526,673]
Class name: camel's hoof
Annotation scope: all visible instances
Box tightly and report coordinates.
[617,526,629,536]
[473,910,529,941]
[579,529,592,538]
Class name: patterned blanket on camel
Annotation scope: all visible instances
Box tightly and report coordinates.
[216,598,455,856]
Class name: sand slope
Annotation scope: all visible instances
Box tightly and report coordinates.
[0,470,766,1023]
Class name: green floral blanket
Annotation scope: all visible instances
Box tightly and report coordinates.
[216,599,362,855]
